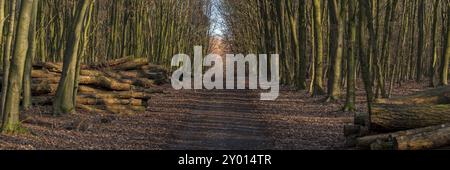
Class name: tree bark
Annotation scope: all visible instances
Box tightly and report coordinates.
[327,0,345,101]
[442,3,450,86]
[312,0,325,96]
[53,0,92,115]
[344,0,356,112]
[375,86,450,105]
[22,0,39,110]
[371,104,450,131]
[2,0,34,133]
[359,124,450,150]
[0,0,16,125]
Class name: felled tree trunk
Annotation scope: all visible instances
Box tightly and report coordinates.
[76,96,144,106]
[77,104,146,115]
[23,55,167,115]
[356,123,450,149]
[31,83,58,95]
[77,86,153,99]
[357,124,450,150]
[353,87,450,132]
[371,104,450,131]
[112,58,148,71]
[78,75,131,91]
[375,86,450,105]
[86,56,133,69]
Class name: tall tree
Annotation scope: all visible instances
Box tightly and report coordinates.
[53,0,92,115]
[298,1,307,90]
[0,0,6,120]
[427,0,439,87]
[1,0,34,133]
[0,0,17,123]
[344,0,356,112]
[312,0,325,96]
[442,2,450,86]
[416,0,425,82]
[22,0,39,110]
[327,0,346,101]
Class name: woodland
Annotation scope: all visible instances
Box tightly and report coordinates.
[0,0,448,150]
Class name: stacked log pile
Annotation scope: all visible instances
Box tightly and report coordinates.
[29,57,168,114]
[345,86,450,150]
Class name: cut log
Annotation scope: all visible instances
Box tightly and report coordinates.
[34,95,145,107]
[103,70,155,88]
[32,77,61,84]
[80,69,104,77]
[78,104,146,114]
[394,125,450,150]
[78,90,152,100]
[31,75,133,91]
[31,69,59,78]
[356,123,450,149]
[77,96,144,106]
[78,85,159,94]
[141,64,168,74]
[86,56,133,69]
[375,86,450,105]
[35,62,63,73]
[113,58,148,71]
[363,124,450,150]
[28,60,166,115]
[371,104,450,131]
[31,83,58,95]
[78,75,131,91]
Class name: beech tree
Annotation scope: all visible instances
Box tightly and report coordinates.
[1,0,34,133]
[53,0,93,115]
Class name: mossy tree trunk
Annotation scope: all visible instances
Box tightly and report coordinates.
[312,0,325,96]
[298,1,307,90]
[344,0,356,112]
[327,0,346,101]
[416,0,425,82]
[442,3,450,86]
[1,0,34,133]
[0,0,6,120]
[0,0,16,123]
[53,0,92,115]
[22,0,39,110]
[74,0,95,107]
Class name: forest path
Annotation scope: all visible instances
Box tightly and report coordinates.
[147,81,355,150]
[150,86,275,150]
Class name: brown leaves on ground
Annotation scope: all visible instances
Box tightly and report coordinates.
[0,81,431,150]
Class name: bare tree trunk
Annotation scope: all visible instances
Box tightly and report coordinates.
[0,0,16,123]
[2,0,34,133]
[312,0,325,96]
[22,0,39,110]
[441,3,450,86]
[53,0,92,115]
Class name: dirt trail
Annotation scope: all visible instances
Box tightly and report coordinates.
[147,80,430,150]
[147,82,355,150]
[151,88,274,150]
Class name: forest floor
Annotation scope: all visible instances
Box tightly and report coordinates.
[0,80,430,150]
